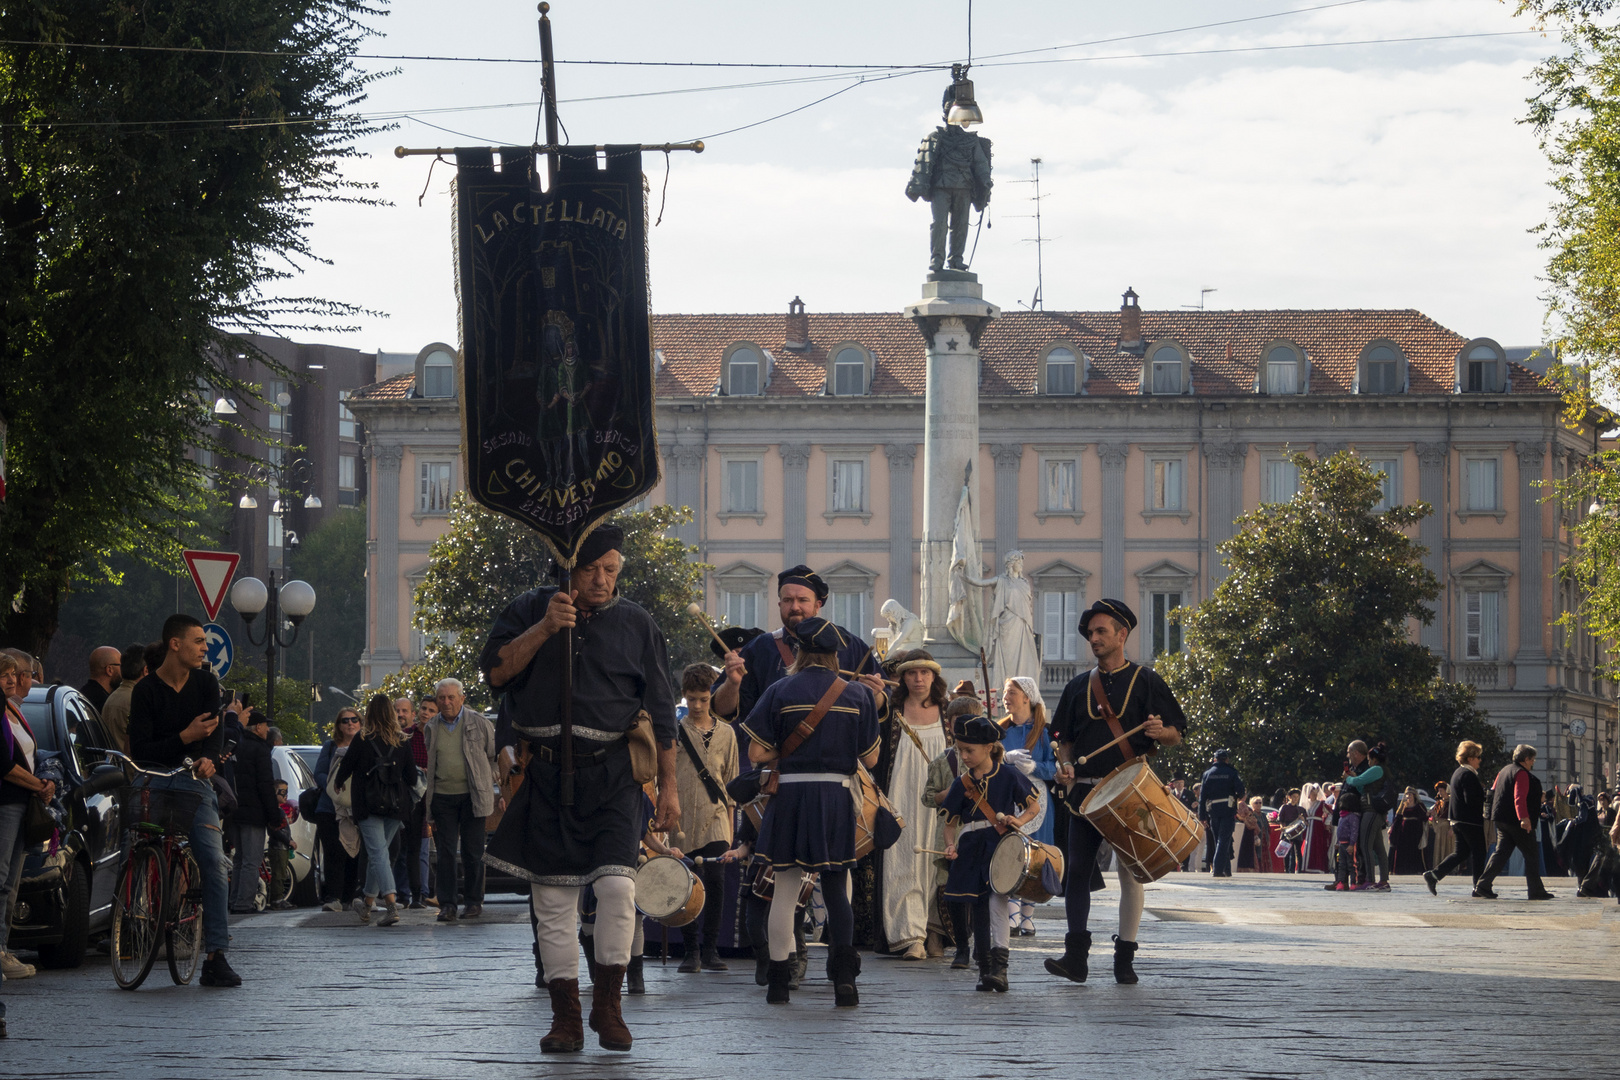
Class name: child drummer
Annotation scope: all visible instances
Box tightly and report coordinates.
[942,715,1040,993]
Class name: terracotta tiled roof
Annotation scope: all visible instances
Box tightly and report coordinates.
[346,372,415,402]
[650,308,1548,399]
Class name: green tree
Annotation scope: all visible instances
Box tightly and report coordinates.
[1516,0,1620,678]
[1158,453,1502,795]
[0,0,386,658]
[377,494,711,710]
[220,667,317,746]
[288,506,368,730]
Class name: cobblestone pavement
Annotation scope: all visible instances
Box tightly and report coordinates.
[7,874,1618,1079]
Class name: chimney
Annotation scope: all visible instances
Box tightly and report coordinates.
[1119,287,1142,352]
[785,296,809,351]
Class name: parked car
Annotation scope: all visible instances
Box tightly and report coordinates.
[10,685,128,968]
[289,744,322,776]
[269,745,321,907]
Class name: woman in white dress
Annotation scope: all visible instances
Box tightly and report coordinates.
[877,651,949,960]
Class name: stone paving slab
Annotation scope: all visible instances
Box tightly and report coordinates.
[6,875,1618,1079]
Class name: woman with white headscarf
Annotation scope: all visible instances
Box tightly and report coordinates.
[999,677,1057,936]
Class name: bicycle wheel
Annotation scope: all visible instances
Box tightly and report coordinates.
[110,844,166,990]
[166,849,204,985]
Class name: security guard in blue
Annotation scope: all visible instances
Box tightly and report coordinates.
[1198,750,1246,877]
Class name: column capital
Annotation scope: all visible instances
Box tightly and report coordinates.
[670,444,707,470]
[990,443,1025,470]
[779,442,812,470]
[1205,442,1248,470]
[368,444,404,471]
[1097,442,1130,469]
[1314,442,1348,459]
[1414,441,1449,468]
[1515,441,1546,470]
[884,442,918,468]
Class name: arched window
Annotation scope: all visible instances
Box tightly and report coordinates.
[1044,346,1078,395]
[420,348,455,398]
[1358,342,1405,395]
[1264,344,1300,395]
[726,345,762,396]
[1459,339,1505,393]
[1148,344,1183,395]
[832,347,867,396]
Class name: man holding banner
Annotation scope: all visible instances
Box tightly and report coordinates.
[482,525,678,1054]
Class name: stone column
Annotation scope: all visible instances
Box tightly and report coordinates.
[990,443,1024,570]
[884,442,918,609]
[368,443,405,677]
[906,277,1000,648]
[1205,442,1248,584]
[1415,442,1448,653]
[780,442,811,569]
[1098,442,1129,598]
[1516,441,1547,685]
[668,444,707,548]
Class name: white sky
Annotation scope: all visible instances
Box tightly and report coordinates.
[286,0,1560,354]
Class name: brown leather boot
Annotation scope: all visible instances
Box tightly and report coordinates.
[588,964,633,1052]
[540,979,583,1053]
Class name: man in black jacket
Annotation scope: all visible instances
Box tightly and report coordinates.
[1425,740,1488,894]
[1198,750,1246,878]
[1473,744,1556,901]
[228,710,286,914]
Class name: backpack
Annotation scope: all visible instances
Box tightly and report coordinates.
[1370,770,1397,815]
[363,738,406,818]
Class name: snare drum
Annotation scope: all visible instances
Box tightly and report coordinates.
[746,860,817,906]
[1281,817,1307,843]
[1079,760,1204,884]
[988,832,1066,903]
[633,856,706,927]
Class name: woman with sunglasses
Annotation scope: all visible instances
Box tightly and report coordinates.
[313,708,363,911]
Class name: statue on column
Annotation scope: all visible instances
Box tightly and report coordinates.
[964,550,1040,693]
[880,598,926,656]
[946,474,985,653]
[905,67,993,273]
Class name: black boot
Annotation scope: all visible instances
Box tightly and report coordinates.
[754,945,770,987]
[985,946,1009,993]
[766,958,794,1004]
[949,902,973,969]
[831,946,861,1007]
[1113,935,1139,985]
[580,933,599,985]
[625,954,645,996]
[677,943,701,974]
[789,922,807,990]
[701,945,728,972]
[1044,931,1091,983]
[975,945,994,992]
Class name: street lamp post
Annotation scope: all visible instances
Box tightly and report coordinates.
[229,573,316,725]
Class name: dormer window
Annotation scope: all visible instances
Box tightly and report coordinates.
[725,344,765,396]
[832,347,867,396]
[1149,344,1183,395]
[421,349,454,398]
[1357,341,1406,395]
[1459,339,1505,393]
[1264,345,1299,394]
[1043,346,1079,395]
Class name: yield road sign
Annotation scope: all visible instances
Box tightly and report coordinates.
[202,623,234,680]
[182,550,241,621]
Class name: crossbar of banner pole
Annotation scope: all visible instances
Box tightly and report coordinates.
[394,141,705,158]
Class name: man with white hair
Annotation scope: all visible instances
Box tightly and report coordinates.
[424,676,496,921]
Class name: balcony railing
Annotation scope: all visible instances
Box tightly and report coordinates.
[1042,661,1079,691]
[1459,663,1498,689]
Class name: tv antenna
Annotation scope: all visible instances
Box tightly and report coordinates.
[1182,287,1217,311]
[1013,158,1051,311]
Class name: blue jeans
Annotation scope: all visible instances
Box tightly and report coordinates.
[358,817,402,899]
[0,802,27,952]
[142,775,230,954]
[1207,804,1237,875]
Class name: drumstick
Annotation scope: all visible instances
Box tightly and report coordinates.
[1076,722,1150,765]
[685,603,731,653]
[914,846,951,856]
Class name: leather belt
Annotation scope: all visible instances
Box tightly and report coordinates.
[1205,796,1236,808]
[777,773,852,787]
[533,735,625,767]
[958,820,994,836]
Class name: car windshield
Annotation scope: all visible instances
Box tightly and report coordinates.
[18,691,59,753]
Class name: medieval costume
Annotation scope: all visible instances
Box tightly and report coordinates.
[875,654,948,959]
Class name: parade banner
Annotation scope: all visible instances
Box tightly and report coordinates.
[454,145,658,566]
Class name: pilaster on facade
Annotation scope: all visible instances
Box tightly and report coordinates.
[366,442,405,681]
[1515,441,1548,681]
[1203,441,1248,584]
[666,443,707,547]
[990,442,1024,571]
[1414,441,1449,653]
[1098,442,1129,598]
[779,442,811,567]
[884,442,918,608]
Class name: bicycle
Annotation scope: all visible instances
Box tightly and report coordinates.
[105,751,208,990]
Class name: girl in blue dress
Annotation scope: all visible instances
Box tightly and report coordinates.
[999,676,1056,937]
[943,715,1039,993]
[742,617,882,1007]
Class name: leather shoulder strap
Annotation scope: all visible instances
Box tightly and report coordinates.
[775,632,796,669]
[961,770,998,825]
[779,677,848,761]
[1089,667,1127,744]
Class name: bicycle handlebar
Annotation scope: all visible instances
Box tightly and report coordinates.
[103,750,198,781]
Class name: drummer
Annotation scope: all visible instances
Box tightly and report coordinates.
[1047,599,1187,986]
[741,616,881,1008]
[941,715,1040,993]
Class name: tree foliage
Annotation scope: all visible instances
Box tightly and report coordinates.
[377,495,711,711]
[287,506,368,729]
[1158,453,1503,795]
[0,0,387,657]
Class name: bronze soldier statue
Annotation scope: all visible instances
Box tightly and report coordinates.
[905,73,993,273]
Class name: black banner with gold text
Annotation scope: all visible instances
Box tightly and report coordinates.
[454,145,658,566]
